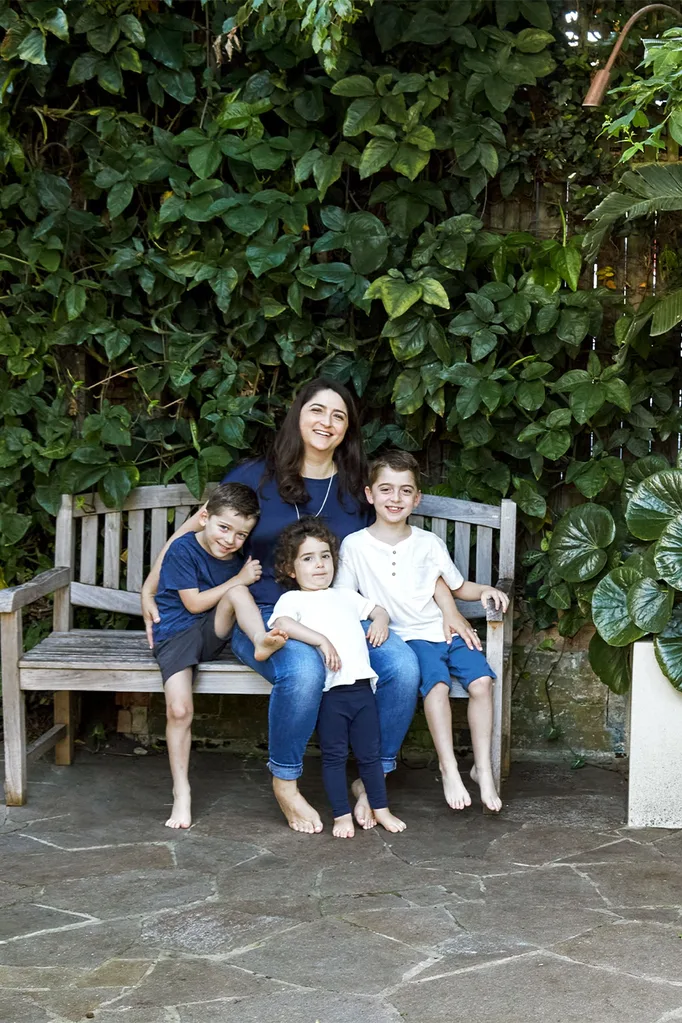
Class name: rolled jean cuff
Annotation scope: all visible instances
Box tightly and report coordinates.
[381,756,397,774]
[267,758,303,780]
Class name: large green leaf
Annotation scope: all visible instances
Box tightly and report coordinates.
[654,609,682,690]
[626,470,682,540]
[359,138,398,179]
[345,212,388,274]
[654,512,682,589]
[651,289,682,336]
[588,631,631,694]
[343,97,381,136]
[627,577,674,633]
[623,455,670,507]
[549,504,615,582]
[592,566,646,647]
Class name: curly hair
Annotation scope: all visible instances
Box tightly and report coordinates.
[273,517,339,590]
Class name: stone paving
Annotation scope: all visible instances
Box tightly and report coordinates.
[1,750,682,1023]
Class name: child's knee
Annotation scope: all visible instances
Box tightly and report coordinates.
[468,675,493,697]
[166,699,193,725]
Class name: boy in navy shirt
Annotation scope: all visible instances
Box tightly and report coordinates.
[153,482,287,829]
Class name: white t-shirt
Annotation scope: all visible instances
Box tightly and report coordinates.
[335,526,464,644]
[268,587,378,692]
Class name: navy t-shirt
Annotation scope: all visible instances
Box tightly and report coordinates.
[223,459,371,607]
[153,532,243,643]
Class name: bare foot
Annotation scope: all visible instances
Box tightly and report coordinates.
[333,813,355,838]
[165,787,191,829]
[440,764,472,811]
[471,764,502,812]
[272,778,323,834]
[253,628,288,662]
[351,778,376,830]
[374,807,406,833]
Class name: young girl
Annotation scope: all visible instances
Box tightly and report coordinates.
[269,517,406,838]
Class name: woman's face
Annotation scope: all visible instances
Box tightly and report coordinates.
[298,388,349,459]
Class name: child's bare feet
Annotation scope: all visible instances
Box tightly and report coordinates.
[333,813,355,838]
[273,778,323,834]
[470,764,502,812]
[351,778,377,829]
[253,628,288,662]
[374,807,406,833]
[165,787,192,829]
[440,764,472,810]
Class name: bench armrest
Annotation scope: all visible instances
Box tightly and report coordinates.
[0,567,71,613]
[485,578,514,623]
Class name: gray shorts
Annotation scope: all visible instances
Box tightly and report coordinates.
[153,608,229,684]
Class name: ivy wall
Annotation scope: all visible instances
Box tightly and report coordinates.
[0,0,679,644]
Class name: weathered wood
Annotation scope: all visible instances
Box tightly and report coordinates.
[27,724,67,764]
[409,514,424,529]
[1,611,26,805]
[54,690,77,765]
[430,517,448,544]
[79,516,98,585]
[476,526,493,586]
[21,668,273,695]
[70,582,142,615]
[174,506,191,529]
[0,568,71,613]
[498,500,517,779]
[103,513,122,589]
[418,493,500,528]
[486,619,504,796]
[126,510,145,593]
[72,483,217,517]
[53,495,74,632]
[150,507,168,567]
[454,522,471,580]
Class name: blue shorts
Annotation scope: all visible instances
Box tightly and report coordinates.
[406,637,495,699]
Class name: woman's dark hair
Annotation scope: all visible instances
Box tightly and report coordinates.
[273,517,339,589]
[264,377,367,507]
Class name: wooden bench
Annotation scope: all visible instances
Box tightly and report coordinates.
[0,485,515,807]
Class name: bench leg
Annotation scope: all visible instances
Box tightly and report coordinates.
[54,692,78,766]
[1,611,27,806]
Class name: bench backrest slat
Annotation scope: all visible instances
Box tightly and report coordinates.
[57,486,516,617]
[103,513,122,589]
[80,515,98,585]
[126,510,145,593]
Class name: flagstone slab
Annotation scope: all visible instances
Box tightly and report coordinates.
[232,918,425,995]
[176,990,399,1023]
[0,902,95,941]
[554,919,682,983]
[0,919,144,969]
[0,995,53,1022]
[38,868,214,920]
[0,840,173,885]
[334,905,465,953]
[114,958,284,1008]
[139,905,303,956]
[391,952,682,1023]
[582,860,682,908]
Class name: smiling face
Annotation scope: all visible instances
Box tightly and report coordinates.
[365,467,421,526]
[198,505,256,560]
[298,388,349,461]
[290,535,335,591]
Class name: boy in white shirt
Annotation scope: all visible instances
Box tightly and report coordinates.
[336,451,509,813]
[269,517,406,837]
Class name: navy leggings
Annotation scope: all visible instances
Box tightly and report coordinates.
[316,680,388,818]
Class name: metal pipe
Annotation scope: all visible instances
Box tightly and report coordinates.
[582,4,682,106]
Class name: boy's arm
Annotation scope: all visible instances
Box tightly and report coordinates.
[270,615,341,671]
[434,576,482,651]
[453,580,510,612]
[178,557,261,614]
[365,604,389,648]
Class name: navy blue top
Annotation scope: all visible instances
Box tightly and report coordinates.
[223,458,371,606]
[153,532,243,643]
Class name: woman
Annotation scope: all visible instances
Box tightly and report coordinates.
[142,378,420,834]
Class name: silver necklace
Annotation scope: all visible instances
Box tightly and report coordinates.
[295,471,336,520]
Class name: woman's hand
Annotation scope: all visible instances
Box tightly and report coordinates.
[237,556,262,587]
[480,586,510,613]
[317,637,341,672]
[444,614,482,652]
[141,589,160,649]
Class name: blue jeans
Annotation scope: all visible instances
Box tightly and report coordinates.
[230,606,420,780]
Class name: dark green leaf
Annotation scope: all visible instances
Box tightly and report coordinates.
[627,577,674,633]
[654,609,682,689]
[592,566,645,647]
[588,632,631,694]
[627,470,682,540]
[549,504,616,582]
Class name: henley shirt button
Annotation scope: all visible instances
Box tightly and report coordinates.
[392,562,396,566]
[392,572,396,576]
